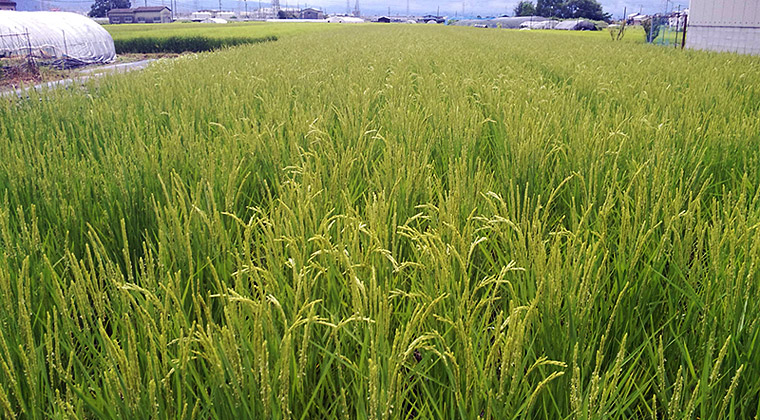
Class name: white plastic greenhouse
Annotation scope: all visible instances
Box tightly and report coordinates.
[0,11,115,65]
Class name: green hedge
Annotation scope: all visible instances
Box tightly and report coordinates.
[114,35,277,54]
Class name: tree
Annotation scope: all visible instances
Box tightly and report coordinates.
[89,0,130,17]
[536,0,564,17]
[536,0,609,20]
[513,0,536,16]
[563,0,609,20]
[277,9,298,18]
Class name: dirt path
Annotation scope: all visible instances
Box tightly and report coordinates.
[2,59,156,99]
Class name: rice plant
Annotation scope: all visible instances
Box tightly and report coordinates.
[0,25,758,419]
[113,35,277,54]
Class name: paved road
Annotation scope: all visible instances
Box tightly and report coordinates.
[2,59,156,99]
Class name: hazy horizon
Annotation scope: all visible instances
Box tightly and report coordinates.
[16,0,687,20]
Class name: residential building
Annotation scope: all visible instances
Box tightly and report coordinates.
[299,8,324,19]
[108,6,172,24]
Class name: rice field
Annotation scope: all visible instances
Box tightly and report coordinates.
[106,21,338,41]
[1,24,759,419]
[106,21,340,53]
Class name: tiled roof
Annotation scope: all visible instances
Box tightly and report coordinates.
[134,6,170,11]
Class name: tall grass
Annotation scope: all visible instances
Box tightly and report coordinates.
[0,25,759,419]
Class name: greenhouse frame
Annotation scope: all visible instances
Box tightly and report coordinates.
[0,11,115,65]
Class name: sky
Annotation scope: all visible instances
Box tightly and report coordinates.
[17,0,689,20]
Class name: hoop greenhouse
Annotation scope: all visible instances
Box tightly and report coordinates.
[0,11,115,65]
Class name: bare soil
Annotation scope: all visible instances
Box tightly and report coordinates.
[0,52,181,90]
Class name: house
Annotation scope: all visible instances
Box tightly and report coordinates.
[108,6,172,24]
[107,8,136,23]
[626,13,648,25]
[299,8,324,19]
[668,10,687,28]
[0,1,16,11]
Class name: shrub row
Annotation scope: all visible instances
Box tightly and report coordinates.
[114,35,277,54]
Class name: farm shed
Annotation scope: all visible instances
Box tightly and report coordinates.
[686,0,760,55]
[554,19,597,30]
[0,11,115,65]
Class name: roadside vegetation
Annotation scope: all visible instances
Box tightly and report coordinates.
[0,25,758,419]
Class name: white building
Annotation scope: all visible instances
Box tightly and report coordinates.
[190,11,213,20]
[686,0,760,55]
[326,15,363,23]
[191,10,238,21]
[217,11,236,19]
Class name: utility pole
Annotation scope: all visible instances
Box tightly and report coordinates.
[219,0,222,11]
[406,0,409,16]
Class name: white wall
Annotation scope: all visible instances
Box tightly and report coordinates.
[687,0,760,55]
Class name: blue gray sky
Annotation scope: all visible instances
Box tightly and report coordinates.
[17,0,688,20]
